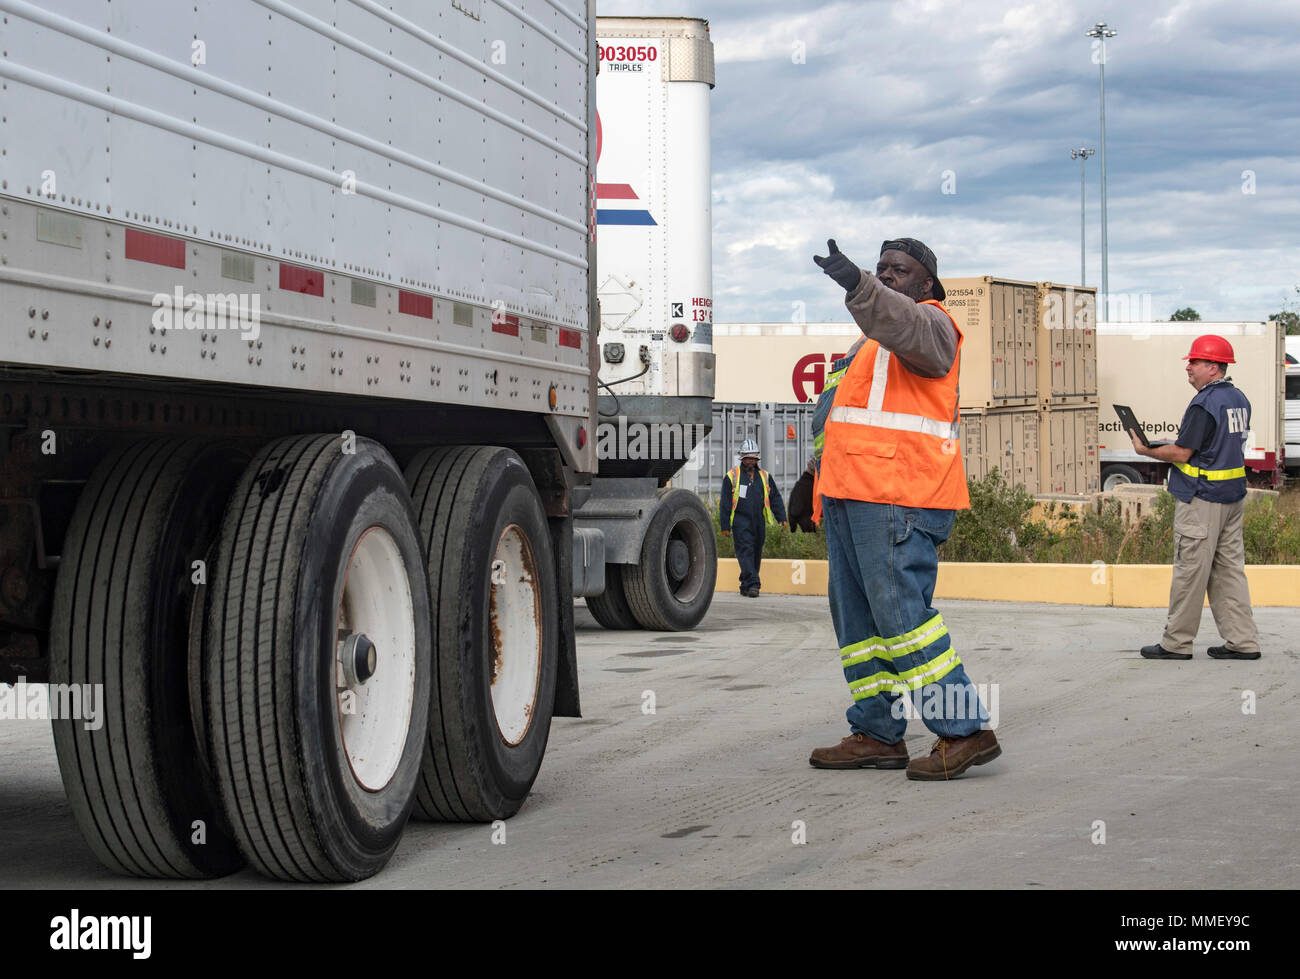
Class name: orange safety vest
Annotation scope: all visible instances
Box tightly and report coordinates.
[814,299,969,514]
[727,466,777,528]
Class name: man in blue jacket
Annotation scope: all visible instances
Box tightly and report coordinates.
[720,441,787,597]
[1128,335,1261,660]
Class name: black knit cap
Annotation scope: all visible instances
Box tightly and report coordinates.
[880,238,945,301]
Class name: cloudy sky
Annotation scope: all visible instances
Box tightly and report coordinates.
[596,0,1299,325]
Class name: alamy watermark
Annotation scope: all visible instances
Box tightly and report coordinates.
[595,415,708,467]
[50,909,150,959]
[1,677,103,730]
[1040,286,1157,325]
[151,286,261,341]
[890,681,999,730]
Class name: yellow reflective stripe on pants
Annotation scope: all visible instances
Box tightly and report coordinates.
[840,613,948,669]
[1173,461,1246,481]
[848,647,962,701]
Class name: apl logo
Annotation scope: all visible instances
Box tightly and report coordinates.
[595,111,657,226]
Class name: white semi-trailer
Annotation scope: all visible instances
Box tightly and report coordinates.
[0,0,709,883]
[577,16,718,631]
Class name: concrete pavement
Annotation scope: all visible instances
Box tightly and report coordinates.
[0,594,1296,888]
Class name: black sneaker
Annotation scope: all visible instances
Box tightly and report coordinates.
[1207,645,1261,660]
[1141,644,1192,660]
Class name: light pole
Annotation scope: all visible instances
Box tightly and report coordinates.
[1070,148,1095,286]
[1086,21,1116,321]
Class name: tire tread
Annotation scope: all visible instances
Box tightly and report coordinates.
[52,439,243,879]
[208,434,340,881]
[584,564,641,630]
[405,445,557,823]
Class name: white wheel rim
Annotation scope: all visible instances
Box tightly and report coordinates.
[336,526,417,791]
[489,524,542,746]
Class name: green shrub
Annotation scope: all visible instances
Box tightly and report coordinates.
[940,469,1036,562]
[1243,497,1300,564]
[704,473,1299,565]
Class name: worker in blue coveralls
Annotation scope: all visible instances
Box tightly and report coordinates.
[720,440,787,598]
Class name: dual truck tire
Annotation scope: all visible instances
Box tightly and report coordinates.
[50,437,556,881]
[584,489,716,632]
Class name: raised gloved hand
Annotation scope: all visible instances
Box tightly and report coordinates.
[813,239,861,292]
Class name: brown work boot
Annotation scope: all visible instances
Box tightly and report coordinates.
[906,730,1001,781]
[809,733,908,770]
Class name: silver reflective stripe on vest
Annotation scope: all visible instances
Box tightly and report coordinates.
[840,345,959,440]
[828,405,960,440]
[867,348,890,412]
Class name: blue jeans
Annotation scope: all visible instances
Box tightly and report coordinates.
[821,497,988,742]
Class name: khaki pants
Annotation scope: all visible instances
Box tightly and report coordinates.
[1162,496,1259,654]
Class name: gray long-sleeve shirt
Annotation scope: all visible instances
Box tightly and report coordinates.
[844,270,958,378]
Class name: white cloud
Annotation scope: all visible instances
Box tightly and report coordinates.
[595,0,1300,323]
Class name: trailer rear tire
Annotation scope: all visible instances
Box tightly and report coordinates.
[585,563,641,630]
[1102,464,1144,491]
[204,435,430,882]
[51,439,246,879]
[622,489,717,632]
[405,446,558,822]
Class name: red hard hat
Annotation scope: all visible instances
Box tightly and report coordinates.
[1183,334,1235,364]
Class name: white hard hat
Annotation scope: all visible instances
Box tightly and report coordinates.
[739,439,759,457]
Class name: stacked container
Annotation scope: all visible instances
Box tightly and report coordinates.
[1036,283,1098,405]
[947,276,1039,408]
[958,406,1040,491]
[1034,283,1100,495]
[948,276,1040,491]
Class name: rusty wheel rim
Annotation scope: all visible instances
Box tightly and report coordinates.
[488,524,542,746]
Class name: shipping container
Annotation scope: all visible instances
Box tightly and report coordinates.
[1037,283,1098,405]
[1038,404,1100,495]
[944,276,1039,408]
[957,406,1039,491]
[675,402,816,503]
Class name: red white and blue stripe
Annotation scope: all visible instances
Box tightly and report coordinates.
[596,183,656,226]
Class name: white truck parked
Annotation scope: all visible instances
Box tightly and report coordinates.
[1097,322,1286,490]
[0,0,709,883]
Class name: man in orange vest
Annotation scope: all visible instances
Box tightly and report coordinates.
[807,238,1002,780]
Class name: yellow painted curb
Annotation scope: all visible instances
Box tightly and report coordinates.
[1111,564,1300,608]
[935,562,1112,605]
[715,559,1300,607]
[715,557,828,596]
[1111,565,1176,609]
[1243,566,1300,607]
